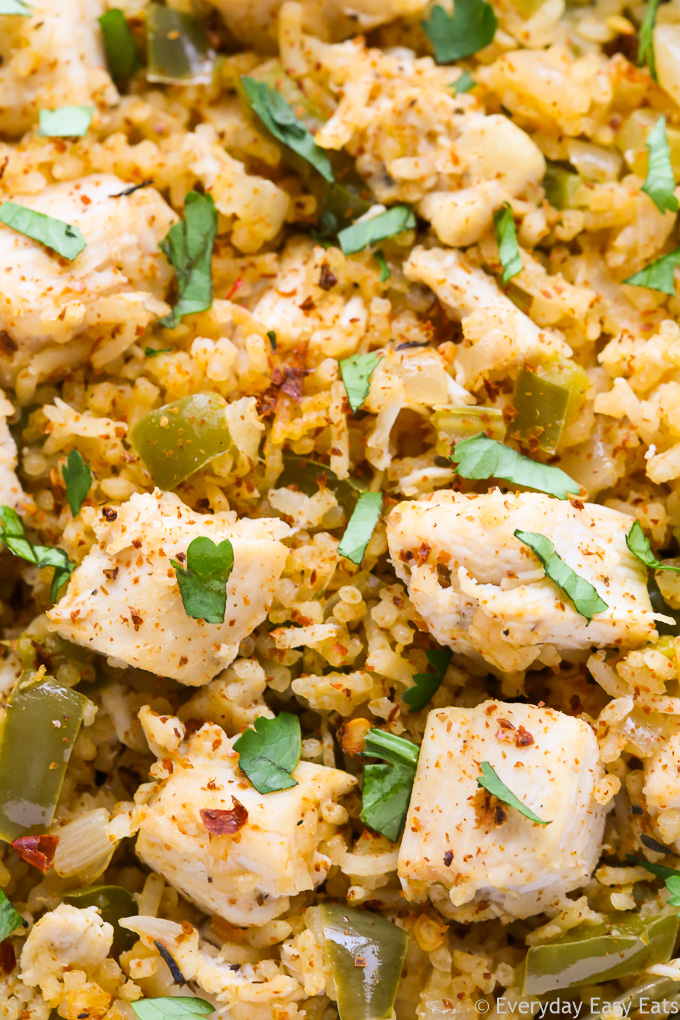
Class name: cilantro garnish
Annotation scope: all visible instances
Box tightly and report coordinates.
[131,998,214,1020]
[233,713,301,795]
[99,9,143,84]
[337,206,415,256]
[339,352,382,413]
[0,888,24,942]
[624,248,680,295]
[0,506,74,602]
[171,536,234,624]
[241,76,334,184]
[642,116,679,213]
[638,0,661,81]
[450,434,579,499]
[627,520,680,574]
[61,450,92,517]
[159,191,217,329]
[423,0,497,64]
[514,529,608,621]
[494,203,522,284]
[0,202,85,260]
[403,647,453,712]
[337,491,382,565]
[478,761,551,825]
[37,106,93,139]
[360,729,419,842]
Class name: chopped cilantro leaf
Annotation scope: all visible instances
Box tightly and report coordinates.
[624,248,680,295]
[478,761,551,825]
[642,116,679,213]
[403,647,453,712]
[514,529,608,621]
[159,190,217,329]
[61,450,92,517]
[627,520,680,574]
[171,535,234,624]
[337,491,382,565]
[0,506,74,602]
[450,434,579,499]
[233,713,301,795]
[0,202,85,260]
[360,729,419,842]
[337,206,415,256]
[339,352,382,413]
[37,106,93,138]
[99,9,143,84]
[423,0,497,64]
[494,202,522,284]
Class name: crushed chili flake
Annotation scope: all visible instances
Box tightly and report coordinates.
[443,850,453,867]
[514,726,534,747]
[0,939,16,974]
[11,834,59,873]
[200,797,248,835]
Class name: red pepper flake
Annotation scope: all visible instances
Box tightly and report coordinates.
[11,834,59,873]
[200,797,248,835]
[355,956,367,968]
[226,278,243,301]
[0,939,16,974]
[102,507,117,522]
[515,726,534,747]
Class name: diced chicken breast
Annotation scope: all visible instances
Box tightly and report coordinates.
[48,490,290,686]
[20,904,113,1002]
[398,701,609,920]
[644,732,680,848]
[419,115,545,248]
[0,0,116,137]
[404,246,571,390]
[135,721,356,926]
[0,390,26,509]
[386,489,656,673]
[0,174,176,381]
[213,0,427,47]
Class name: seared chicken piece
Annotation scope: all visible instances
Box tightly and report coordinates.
[0,0,115,137]
[398,701,609,919]
[136,721,356,925]
[0,175,176,381]
[404,246,571,390]
[20,904,113,1002]
[386,489,656,673]
[49,491,290,686]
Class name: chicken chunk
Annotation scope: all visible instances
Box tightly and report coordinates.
[386,489,656,673]
[48,490,290,686]
[404,246,571,390]
[644,732,680,848]
[0,174,176,382]
[0,0,115,137]
[0,390,26,510]
[213,0,427,47]
[135,721,356,925]
[398,701,609,920]
[20,904,113,1002]
[418,115,545,248]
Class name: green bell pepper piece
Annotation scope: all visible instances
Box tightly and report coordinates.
[543,161,583,210]
[146,3,213,86]
[0,671,87,842]
[433,407,506,457]
[320,904,408,1020]
[512,360,590,454]
[130,392,235,491]
[278,454,367,518]
[520,912,680,995]
[64,885,137,955]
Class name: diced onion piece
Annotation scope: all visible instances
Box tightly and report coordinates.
[655,24,680,109]
[53,808,114,882]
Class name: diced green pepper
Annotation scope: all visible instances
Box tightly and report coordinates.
[433,407,506,457]
[63,885,137,956]
[512,360,590,453]
[146,3,213,85]
[319,904,408,1020]
[520,912,679,995]
[130,392,234,491]
[0,671,87,842]
[543,160,583,210]
[278,454,367,518]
